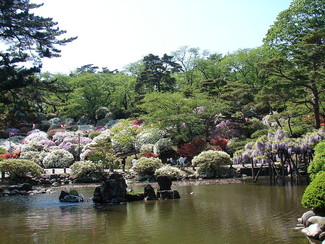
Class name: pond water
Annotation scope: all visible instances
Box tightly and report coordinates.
[0,179,310,244]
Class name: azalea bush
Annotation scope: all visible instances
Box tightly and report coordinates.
[154,165,182,180]
[42,149,74,168]
[132,157,163,176]
[0,159,43,178]
[177,137,207,159]
[70,161,106,183]
[153,138,173,155]
[19,151,46,166]
[192,150,231,178]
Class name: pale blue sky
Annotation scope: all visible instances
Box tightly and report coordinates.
[31,0,293,74]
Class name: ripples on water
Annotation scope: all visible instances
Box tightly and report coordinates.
[0,180,310,244]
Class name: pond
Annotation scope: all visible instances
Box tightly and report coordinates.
[0,179,309,244]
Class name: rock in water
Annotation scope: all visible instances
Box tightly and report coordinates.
[93,173,127,204]
[144,184,157,200]
[59,191,84,203]
[156,175,172,190]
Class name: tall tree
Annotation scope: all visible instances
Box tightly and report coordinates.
[135,54,182,94]
[263,0,325,128]
[0,0,76,124]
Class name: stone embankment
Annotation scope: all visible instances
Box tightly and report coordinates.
[296,210,325,242]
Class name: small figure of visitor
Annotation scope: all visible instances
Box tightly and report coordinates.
[121,157,126,172]
[178,156,186,169]
[131,157,138,166]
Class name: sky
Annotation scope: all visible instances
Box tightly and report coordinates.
[31,0,293,74]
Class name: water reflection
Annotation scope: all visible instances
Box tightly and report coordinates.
[0,181,309,244]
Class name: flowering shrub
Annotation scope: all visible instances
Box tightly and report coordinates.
[59,136,92,157]
[154,165,182,180]
[19,141,43,152]
[212,120,241,139]
[0,153,12,159]
[3,128,20,137]
[24,131,48,142]
[135,128,165,150]
[192,150,231,178]
[70,161,106,183]
[19,151,47,166]
[0,159,43,178]
[140,152,158,158]
[140,144,154,153]
[42,149,74,168]
[52,131,74,145]
[132,157,163,176]
[92,129,111,144]
[153,138,173,155]
[177,137,207,159]
[210,136,229,150]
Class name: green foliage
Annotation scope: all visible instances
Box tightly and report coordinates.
[70,161,106,183]
[192,150,231,178]
[111,120,142,155]
[308,141,325,180]
[250,129,269,139]
[0,1,76,124]
[0,159,43,178]
[87,139,115,168]
[132,157,163,176]
[301,171,325,214]
[154,165,182,180]
[0,148,7,154]
[88,131,101,139]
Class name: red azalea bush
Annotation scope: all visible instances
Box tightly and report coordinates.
[177,137,207,159]
[210,136,229,150]
[140,152,158,158]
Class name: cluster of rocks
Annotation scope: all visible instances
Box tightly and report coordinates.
[296,210,325,242]
[92,173,180,204]
[0,183,53,197]
[36,174,73,186]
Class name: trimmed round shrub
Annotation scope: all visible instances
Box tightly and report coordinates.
[70,161,106,183]
[132,157,163,176]
[0,159,43,178]
[19,151,47,166]
[301,171,325,214]
[155,165,182,180]
[192,150,231,178]
[42,149,74,168]
[308,141,325,181]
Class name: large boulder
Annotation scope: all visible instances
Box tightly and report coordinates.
[301,223,322,239]
[93,173,127,204]
[156,175,172,190]
[144,184,157,200]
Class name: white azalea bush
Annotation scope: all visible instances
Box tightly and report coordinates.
[132,157,163,176]
[192,150,231,178]
[70,161,106,183]
[135,128,165,151]
[155,165,182,180]
[42,149,74,168]
[153,138,173,154]
[24,131,48,142]
[140,144,154,153]
[52,131,74,145]
[19,151,47,166]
